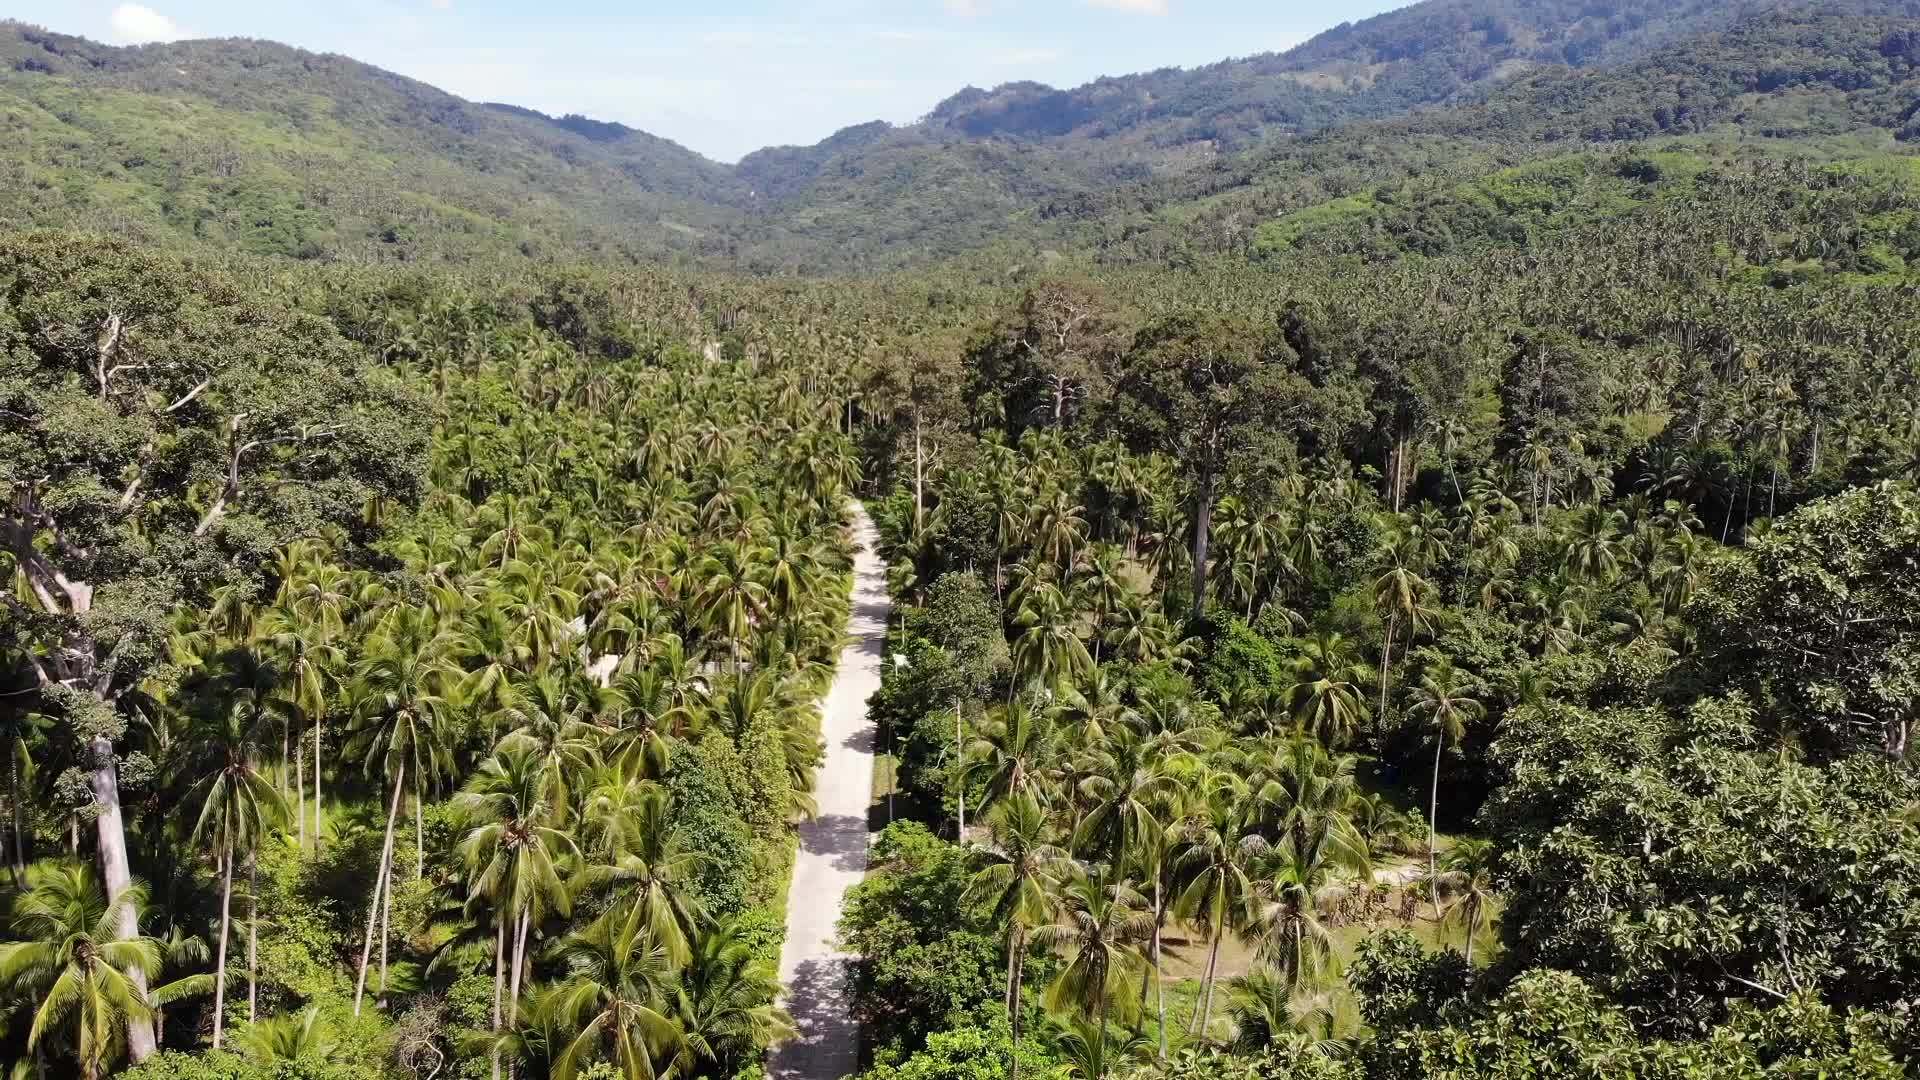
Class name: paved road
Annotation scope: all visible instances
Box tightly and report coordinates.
[768,507,885,1080]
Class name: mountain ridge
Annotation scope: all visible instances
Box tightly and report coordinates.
[2,0,1916,270]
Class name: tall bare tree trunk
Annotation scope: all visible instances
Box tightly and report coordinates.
[354,764,405,1015]
[379,835,394,1008]
[492,914,506,1080]
[913,414,924,535]
[955,697,965,840]
[1095,984,1111,1080]
[1189,458,1216,626]
[247,858,259,1022]
[1196,924,1222,1040]
[415,785,425,880]
[1006,924,1023,1080]
[1430,735,1444,923]
[1151,878,1167,1059]
[295,728,306,851]
[1378,612,1398,719]
[8,746,25,886]
[508,909,531,1023]
[213,840,233,1048]
[89,736,156,1062]
[313,715,324,850]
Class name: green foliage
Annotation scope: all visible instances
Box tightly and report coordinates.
[123,1048,384,1080]
[1370,971,1907,1079]
[1690,482,1920,758]
[861,1014,1066,1080]
[1486,695,1920,1033]
[1199,616,1289,708]
[1346,930,1468,1036]
[667,736,756,920]
[841,823,1004,1055]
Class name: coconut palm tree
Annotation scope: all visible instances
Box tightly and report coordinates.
[1407,663,1486,921]
[1010,575,1093,693]
[965,700,1061,811]
[1034,865,1153,1080]
[969,794,1069,1080]
[1072,726,1172,870]
[545,902,684,1080]
[576,784,707,967]
[181,684,289,1048]
[456,742,578,1045]
[1244,823,1372,999]
[1279,634,1371,748]
[1371,552,1436,720]
[1073,544,1134,664]
[348,628,458,1015]
[231,1005,336,1065]
[0,861,166,1080]
[1438,838,1499,966]
[1043,1011,1150,1080]
[1225,967,1352,1057]
[694,541,772,674]
[671,918,793,1078]
[1172,779,1257,1041]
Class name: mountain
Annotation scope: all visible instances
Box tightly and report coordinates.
[0,25,753,263]
[2,0,1917,270]
[1077,1,1920,263]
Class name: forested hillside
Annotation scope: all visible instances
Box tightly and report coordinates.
[5,1,1920,270]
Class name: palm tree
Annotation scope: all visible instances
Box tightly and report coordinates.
[456,742,578,1053]
[1073,544,1133,664]
[1371,553,1435,721]
[694,541,772,674]
[545,902,684,1080]
[671,918,793,1078]
[255,602,343,852]
[1010,575,1093,693]
[1242,736,1363,857]
[1407,664,1486,921]
[1437,838,1498,966]
[0,861,165,1080]
[1279,634,1371,747]
[1244,825,1370,1001]
[576,784,707,967]
[181,689,289,1048]
[1225,967,1350,1057]
[1171,780,1257,1040]
[501,671,603,811]
[965,700,1060,811]
[1561,505,1627,583]
[969,794,1068,1080]
[1034,865,1152,1080]
[1043,1011,1149,1080]
[1072,726,1171,870]
[231,1005,336,1065]
[348,631,458,1015]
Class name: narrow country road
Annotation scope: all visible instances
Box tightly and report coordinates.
[768,506,886,1080]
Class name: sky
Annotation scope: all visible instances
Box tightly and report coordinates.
[11,1,1407,162]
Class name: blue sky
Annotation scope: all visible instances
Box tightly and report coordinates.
[14,1,1407,162]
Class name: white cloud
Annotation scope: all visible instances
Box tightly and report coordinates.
[108,3,186,44]
[427,0,453,9]
[943,0,988,16]
[1084,0,1170,13]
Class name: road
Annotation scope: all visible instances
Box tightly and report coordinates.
[768,506,886,1080]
